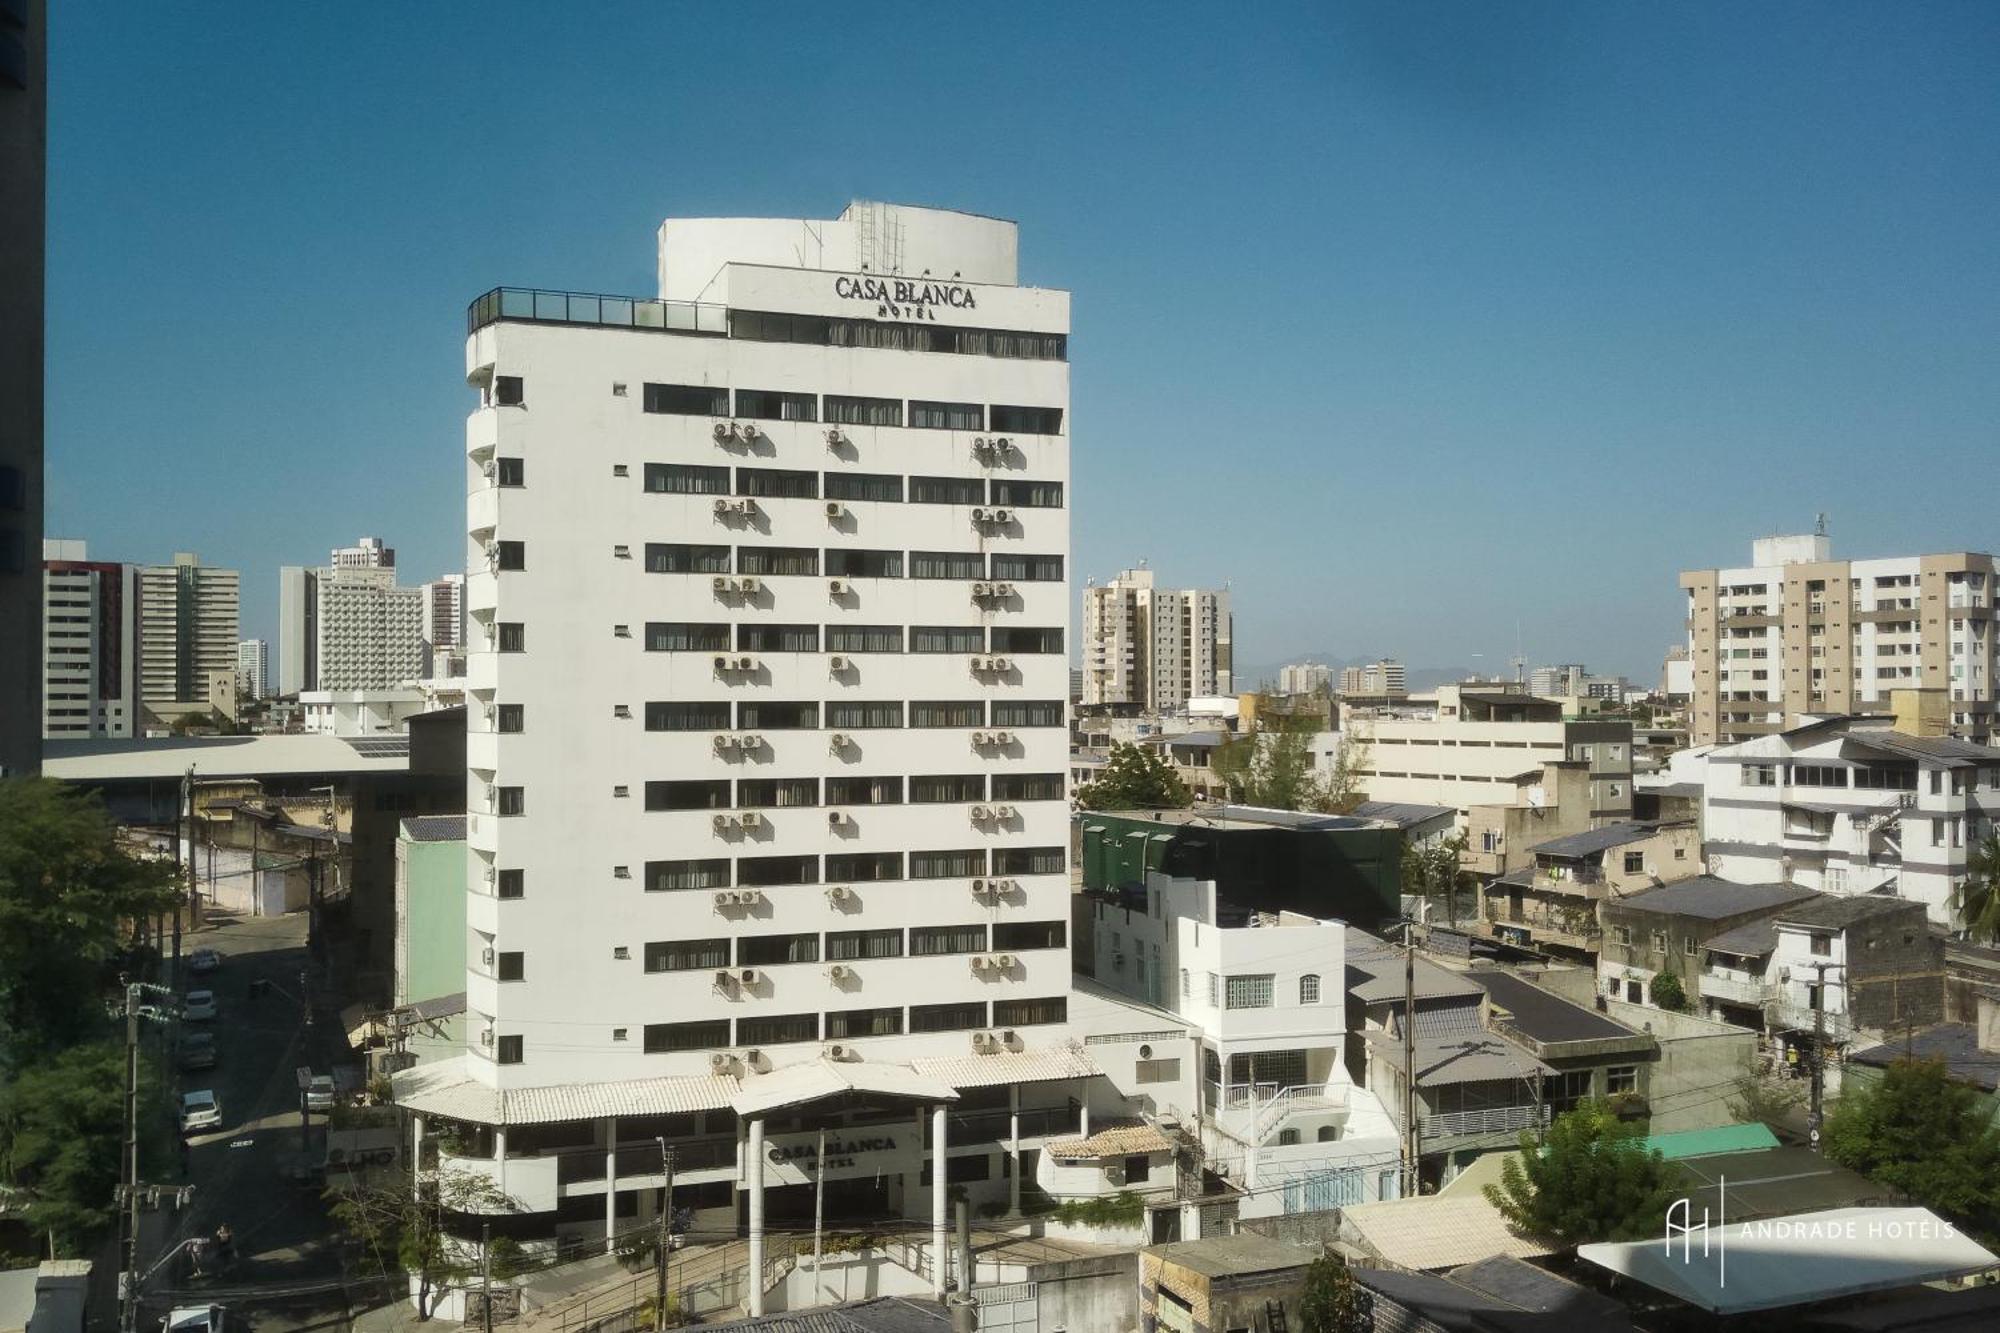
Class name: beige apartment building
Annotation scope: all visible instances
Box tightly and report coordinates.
[1081,565,1233,711]
[1681,534,1996,745]
[135,552,240,714]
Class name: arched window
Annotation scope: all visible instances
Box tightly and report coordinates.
[1317,1125,1338,1143]
[1299,973,1321,1005]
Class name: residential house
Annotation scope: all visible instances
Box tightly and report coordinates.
[1459,761,1595,879]
[1597,877,1817,1009]
[1481,820,1700,959]
[1845,993,2000,1128]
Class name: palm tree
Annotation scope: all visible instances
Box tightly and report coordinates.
[1952,833,2000,942]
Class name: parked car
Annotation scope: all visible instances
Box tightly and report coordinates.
[179,1032,217,1071]
[187,948,221,975]
[304,1074,337,1112]
[183,989,218,1022]
[163,1305,226,1333]
[180,1090,222,1135]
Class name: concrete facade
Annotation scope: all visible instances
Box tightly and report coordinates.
[1082,567,1233,712]
[0,0,45,778]
[135,553,240,713]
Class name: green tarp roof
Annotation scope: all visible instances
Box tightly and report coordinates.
[1639,1121,1778,1160]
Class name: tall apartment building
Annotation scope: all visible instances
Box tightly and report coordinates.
[422,574,465,676]
[397,203,1085,1287]
[280,540,426,693]
[1277,661,1330,695]
[0,0,47,775]
[41,539,135,739]
[1338,660,1405,698]
[1528,664,1584,698]
[1681,534,1997,745]
[135,553,239,710]
[1081,566,1232,710]
[334,535,395,571]
[236,638,270,700]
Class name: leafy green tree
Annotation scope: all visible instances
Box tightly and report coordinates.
[1075,742,1191,812]
[1402,832,1471,925]
[1649,970,1687,1012]
[1296,1253,1368,1333]
[1726,1072,1805,1130]
[1484,1099,1680,1245]
[0,779,181,1063]
[1951,833,2000,943]
[327,1166,522,1320]
[0,1041,163,1255]
[1317,726,1371,814]
[1825,1057,2000,1238]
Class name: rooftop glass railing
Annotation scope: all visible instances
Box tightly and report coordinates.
[466,287,728,338]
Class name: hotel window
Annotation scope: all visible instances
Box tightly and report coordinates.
[737,855,819,886]
[995,846,1065,875]
[826,775,904,805]
[826,852,903,881]
[497,704,524,733]
[827,1008,904,1039]
[496,457,525,487]
[988,405,1064,434]
[737,700,819,729]
[496,1035,523,1064]
[1181,969,1191,998]
[737,547,819,577]
[994,921,1066,951]
[1299,974,1321,1004]
[826,548,904,578]
[738,1013,820,1045]
[644,859,730,892]
[1612,925,1631,946]
[497,787,525,816]
[495,952,524,982]
[910,1001,987,1033]
[644,463,730,495]
[1743,764,1776,787]
[739,934,820,967]
[910,475,984,505]
[1623,852,1645,874]
[909,400,984,431]
[645,544,730,574]
[1607,1066,1639,1095]
[824,472,903,503]
[645,701,731,731]
[645,622,731,653]
[823,395,903,428]
[826,701,904,729]
[735,778,819,809]
[912,774,985,804]
[993,773,1065,801]
[492,376,525,407]
[912,924,988,956]
[737,467,820,500]
[734,388,817,422]
[644,780,730,812]
[1207,974,1219,1006]
[644,1020,730,1053]
[1225,975,1275,1010]
[642,382,728,416]
[913,626,985,654]
[495,541,526,571]
[990,553,1063,582]
[1810,932,1833,956]
[992,627,1063,654]
[1791,764,1847,788]
[989,479,1064,508]
[644,938,730,972]
[994,997,1067,1027]
[499,623,526,652]
[912,701,984,728]
[826,625,903,654]
[1650,930,1667,953]
[496,869,524,899]
[910,551,985,580]
[827,929,904,961]
[992,700,1064,728]
[911,849,986,879]
[738,623,819,653]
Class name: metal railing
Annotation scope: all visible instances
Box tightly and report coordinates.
[1407,1103,1548,1142]
[468,287,729,338]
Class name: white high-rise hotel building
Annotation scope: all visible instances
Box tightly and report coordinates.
[403,203,1099,1291]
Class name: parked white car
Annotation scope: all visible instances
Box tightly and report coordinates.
[183,989,217,1022]
[188,948,222,975]
[305,1074,337,1112]
[180,1090,222,1135]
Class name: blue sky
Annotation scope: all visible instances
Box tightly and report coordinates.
[46,2,2000,679]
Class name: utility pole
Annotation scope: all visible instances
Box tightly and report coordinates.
[481,1220,493,1333]
[1806,961,1843,1152]
[812,1127,826,1276]
[655,1138,675,1328]
[120,985,140,1333]
[1401,923,1420,1197]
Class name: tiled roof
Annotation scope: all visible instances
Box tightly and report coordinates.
[1044,1120,1175,1161]
[400,814,467,842]
[1340,1195,1554,1270]
[392,1056,734,1125]
[912,1044,1099,1088]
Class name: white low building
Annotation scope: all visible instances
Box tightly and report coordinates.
[299,688,430,736]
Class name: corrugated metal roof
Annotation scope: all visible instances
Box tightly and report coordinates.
[43,732,411,780]
[392,1056,734,1125]
[1528,821,1666,859]
[1847,728,1998,767]
[1704,920,1779,957]
[1610,876,1818,921]
[912,1045,1099,1088]
[731,1060,957,1117]
[1364,1031,1555,1085]
[1639,1122,1778,1159]
[1044,1121,1174,1161]
[1340,1195,1554,1270]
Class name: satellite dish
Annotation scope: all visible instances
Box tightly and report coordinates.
[1527,785,1546,809]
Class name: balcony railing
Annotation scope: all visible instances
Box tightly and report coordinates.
[1417,1103,1548,1142]
[1699,971,1769,1008]
[1766,1000,1851,1040]
[467,287,728,338]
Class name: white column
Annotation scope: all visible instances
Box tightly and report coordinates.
[930,1103,948,1297]
[747,1116,766,1317]
[494,1125,507,1196]
[1007,1086,1021,1216]
[603,1115,618,1253]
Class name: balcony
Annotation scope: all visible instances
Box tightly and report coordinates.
[1699,970,1769,1008]
[468,287,728,338]
[1766,1000,1851,1041]
[1387,1103,1549,1143]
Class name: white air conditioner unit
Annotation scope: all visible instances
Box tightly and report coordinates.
[970,956,991,973]
[969,656,989,672]
[735,578,761,595]
[972,731,992,746]
[713,498,732,516]
[828,732,852,750]
[824,427,846,447]
[714,969,736,989]
[738,734,763,750]
[829,656,851,673]
[734,655,758,671]
[613,865,631,879]
[742,1048,765,1070]
[709,1052,736,1073]
[994,806,1018,821]
[992,954,1016,970]
[825,502,844,519]
[738,968,760,986]
[713,891,735,908]
[993,878,1018,894]
[970,805,993,821]
[827,885,854,904]
[970,1031,996,1052]
[712,423,731,442]
[739,811,764,829]
[713,654,731,672]
[479,1028,494,1047]
[712,576,731,593]
[737,498,758,515]
[828,811,851,827]
[992,732,1015,746]
[713,734,737,753]
[994,437,1013,451]
[828,965,854,983]
[991,509,1014,524]
[829,579,850,596]
[992,583,1016,598]
[999,1029,1021,1050]
[480,947,495,967]
[735,890,763,906]
[972,582,992,598]
[740,423,761,441]
[825,1042,852,1060]
[613,704,632,718]
[712,814,736,831]
[970,877,989,896]
[972,436,989,450]
[989,658,1012,673]
[970,507,992,523]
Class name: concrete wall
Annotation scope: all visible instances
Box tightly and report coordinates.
[1605,1000,1757,1134]
[1029,1253,1141,1333]
[396,833,467,1006]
